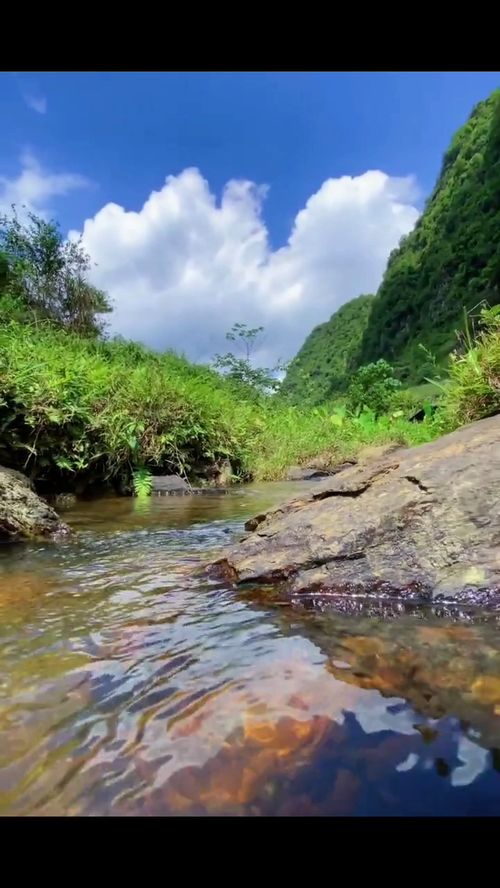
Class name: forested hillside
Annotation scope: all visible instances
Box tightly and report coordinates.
[356,87,500,383]
[283,87,500,398]
[281,294,374,404]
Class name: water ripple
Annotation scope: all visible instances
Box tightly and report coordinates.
[2,486,500,815]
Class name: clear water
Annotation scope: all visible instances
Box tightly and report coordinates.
[1,482,500,816]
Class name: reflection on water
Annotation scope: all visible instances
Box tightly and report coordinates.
[2,483,500,815]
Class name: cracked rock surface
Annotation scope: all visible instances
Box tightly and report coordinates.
[210,415,500,606]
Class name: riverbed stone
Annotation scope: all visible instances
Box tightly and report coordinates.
[211,415,500,607]
[285,466,331,481]
[151,474,190,493]
[0,466,71,541]
[51,493,78,510]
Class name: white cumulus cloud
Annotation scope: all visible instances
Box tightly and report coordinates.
[74,167,419,366]
[0,151,90,219]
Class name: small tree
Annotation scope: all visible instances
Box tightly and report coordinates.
[346,359,401,417]
[0,206,112,336]
[213,323,283,396]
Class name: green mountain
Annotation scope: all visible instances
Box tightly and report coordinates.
[356,86,500,383]
[283,86,500,401]
[281,294,374,404]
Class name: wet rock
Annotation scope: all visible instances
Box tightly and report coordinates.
[0,466,71,541]
[151,474,229,496]
[470,675,500,705]
[0,467,34,489]
[193,458,235,488]
[151,474,190,493]
[211,458,234,487]
[324,768,361,815]
[154,487,229,497]
[211,415,500,607]
[50,493,77,511]
[285,458,360,482]
[286,466,332,481]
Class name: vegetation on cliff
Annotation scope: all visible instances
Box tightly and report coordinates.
[281,295,374,404]
[283,87,500,399]
[356,87,500,383]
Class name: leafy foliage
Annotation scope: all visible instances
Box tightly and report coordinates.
[0,317,439,491]
[345,359,401,417]
[354,88,500,383]
[281,294,374,404]
[249,399,437,480]
[439,304,500,426]
[0,320,264,490]
[132,466,153,497]
[0,207,112,336]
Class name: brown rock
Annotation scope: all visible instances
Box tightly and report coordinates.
[211,415,500,606]
[470,675,500,705]
[0,466,71,541]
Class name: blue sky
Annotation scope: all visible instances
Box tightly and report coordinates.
[1,71,499,363]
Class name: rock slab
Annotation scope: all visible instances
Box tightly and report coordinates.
[211,415,500,606]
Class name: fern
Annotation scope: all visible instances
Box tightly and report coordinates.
[132,466,152,497]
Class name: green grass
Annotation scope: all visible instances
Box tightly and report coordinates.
[0,320,261,489]
[406,382,446,401]
[1,309,498,494]
[438,305,500,428]
[0,319,441,491]
[249,402,438,480]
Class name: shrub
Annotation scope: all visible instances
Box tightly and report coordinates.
[440,305,500,426]
[345,359,401,417]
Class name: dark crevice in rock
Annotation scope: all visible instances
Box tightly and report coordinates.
[312,464,399,501]
[245,514,267,531]
[312,483,371,501]
[290,550,367,576]
[404,475,431,493]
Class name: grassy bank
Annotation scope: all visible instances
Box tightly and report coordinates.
[1,306,498,493]
[0,320,259,490]
[249,403,437,480]
[0,319,437,490]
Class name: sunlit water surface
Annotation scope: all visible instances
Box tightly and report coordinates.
[2,483,500,816]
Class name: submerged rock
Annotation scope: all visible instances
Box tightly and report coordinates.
[211,415,500,607]
[49,492,78,511]
[0,466,71,541]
